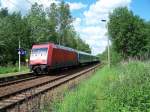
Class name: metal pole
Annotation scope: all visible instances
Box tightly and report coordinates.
[19,39,21,72]
[101,19,110,68]
[107,37,110,68]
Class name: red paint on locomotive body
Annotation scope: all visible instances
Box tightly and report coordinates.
[51,46,78,68]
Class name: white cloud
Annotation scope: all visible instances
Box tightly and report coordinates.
[73,17,81,27]
[0,0,59,15]
[0,0,19,12]
[74,0,132,55]
[67,2,87,11]
[84,0,131,25]
[81,26,106,38]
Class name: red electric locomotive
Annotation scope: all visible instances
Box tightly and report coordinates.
[29,43,78,74]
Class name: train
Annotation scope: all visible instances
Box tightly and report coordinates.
[29,43,100,74]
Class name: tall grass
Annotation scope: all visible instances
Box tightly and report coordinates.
[103,61,150,112]
[48,61,150,112]
[0,66,29,77]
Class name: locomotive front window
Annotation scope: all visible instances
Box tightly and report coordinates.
[31,48,48,55]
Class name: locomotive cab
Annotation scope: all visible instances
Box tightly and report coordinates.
[29,44,51,74]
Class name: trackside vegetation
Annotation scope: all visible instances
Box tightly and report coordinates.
[45,61,150,112]
[0,66,28,77]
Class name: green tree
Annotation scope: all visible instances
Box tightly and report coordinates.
[108,7,148,59]
[0,2,92,65]
[47,3,59,43]
[0,9,29,65]
[76,37,91,53]
[26,3,48,43]
[58,1,73,45]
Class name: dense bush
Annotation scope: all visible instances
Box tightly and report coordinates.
[98,47,122,65]
[103,61,150,111]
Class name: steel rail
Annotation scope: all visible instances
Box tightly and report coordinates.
[0,73,33,85]
[0,75,39,87]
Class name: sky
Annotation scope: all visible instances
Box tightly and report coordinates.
[0,0,149,55]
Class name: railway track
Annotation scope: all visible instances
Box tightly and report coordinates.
[0,64,100,111]
[0,67,78,87]
[0,73,36,87]
[0,75,40,88]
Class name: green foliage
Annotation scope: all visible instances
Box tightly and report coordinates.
[110,48,122,65]
[47,3,59,43]
[0,2,91,65]
[108,7,150,59]
[58,1,73,45]
[103,61,150,112]
[0,65,28,76]
[0,10,29,65]
[98,47,122,65]
[49,61,150,112]
[51,67,112,112]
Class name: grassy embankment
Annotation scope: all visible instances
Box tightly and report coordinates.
[0,66,29,77]
[45,61,150,112]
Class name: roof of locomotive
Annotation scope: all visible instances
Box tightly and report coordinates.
[32,43,76,52]
[32,43,97,57]
[55,44,76,52]
[32,43,55,48]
